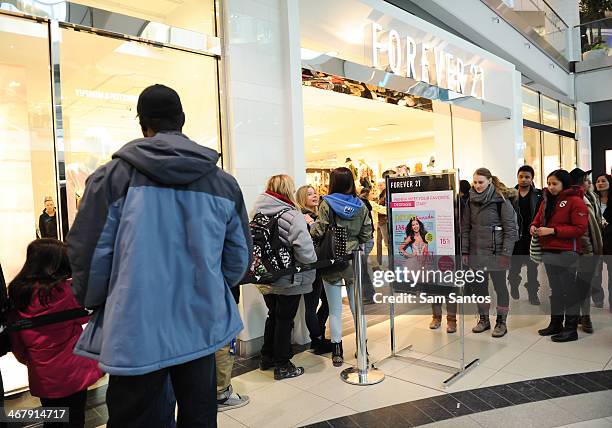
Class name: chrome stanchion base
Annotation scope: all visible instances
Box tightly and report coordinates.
[340,366,385,386]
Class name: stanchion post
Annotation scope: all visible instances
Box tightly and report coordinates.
[340,245,385,386]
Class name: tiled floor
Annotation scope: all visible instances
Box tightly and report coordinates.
[302,373,612,427]
[4,272,612,428]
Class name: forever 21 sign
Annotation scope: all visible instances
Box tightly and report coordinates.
[371,22,485,99]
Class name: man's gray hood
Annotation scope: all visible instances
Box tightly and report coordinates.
[113,131,219,185]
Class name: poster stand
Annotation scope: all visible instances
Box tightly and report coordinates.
[378,170,480,387]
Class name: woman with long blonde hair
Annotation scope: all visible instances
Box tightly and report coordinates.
[251,175,316,379]
[295,185,331,354]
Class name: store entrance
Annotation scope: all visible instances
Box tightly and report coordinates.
[302,70,454,264]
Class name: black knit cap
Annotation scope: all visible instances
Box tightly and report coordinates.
[569,167,592,185]
[137,84,183,119]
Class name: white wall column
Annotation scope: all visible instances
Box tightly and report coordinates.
[223,0,308,353]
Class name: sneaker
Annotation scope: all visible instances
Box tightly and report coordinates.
[217,386,250,412]
[274,362,304,380]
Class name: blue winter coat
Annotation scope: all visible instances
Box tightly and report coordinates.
[67,131,252,376]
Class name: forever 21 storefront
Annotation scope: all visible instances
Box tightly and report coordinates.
[0,0,223,393]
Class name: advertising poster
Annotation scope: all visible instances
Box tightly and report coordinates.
[387,173,459,292]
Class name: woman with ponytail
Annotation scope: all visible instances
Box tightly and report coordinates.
[462,168,519,338]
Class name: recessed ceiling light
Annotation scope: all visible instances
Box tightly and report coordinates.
[367,127,380,132]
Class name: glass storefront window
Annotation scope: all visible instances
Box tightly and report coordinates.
[59,28,221,226]
[0,15,56,280]
[522,87,540,122]
[561,137,577,171]
[541,95,559,128]
[523,127,542,188]
[560,103,575,133]
[543,132,561,180]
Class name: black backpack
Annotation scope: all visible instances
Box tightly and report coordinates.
[315,210,350,274]
[246,209,295,284]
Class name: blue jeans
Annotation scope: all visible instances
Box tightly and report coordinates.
[324,279,356,343]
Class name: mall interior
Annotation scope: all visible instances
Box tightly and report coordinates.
[1,0,612,427]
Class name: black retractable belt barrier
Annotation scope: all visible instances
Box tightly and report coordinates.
[2,307,93,333]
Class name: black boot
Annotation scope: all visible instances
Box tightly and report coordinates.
[311,336,333,355]
[580,315,593,334]
[551,316,578,342]
[332,341,343,367]
[538,315,563,336]
[528,291,541,306]
[510,284,520,300]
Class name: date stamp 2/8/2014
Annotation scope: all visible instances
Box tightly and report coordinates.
[1,407,70,422]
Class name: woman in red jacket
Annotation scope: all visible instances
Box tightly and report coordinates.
[8,239,103,427]
[531,170,589,342]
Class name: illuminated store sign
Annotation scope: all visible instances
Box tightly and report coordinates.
[371,23,485,99]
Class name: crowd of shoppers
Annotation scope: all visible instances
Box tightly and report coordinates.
[1,84,611,427]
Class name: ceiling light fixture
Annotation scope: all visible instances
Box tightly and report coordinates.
[367,127,380,132]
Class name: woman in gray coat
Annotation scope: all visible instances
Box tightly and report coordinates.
[462,168,518,337]
[252,175,317,380]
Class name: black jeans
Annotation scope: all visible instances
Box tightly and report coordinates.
[39,389,87,428]
[508,255,540,293]
[303,276,329,340]
[261,294,302,367]
[469,270,509,313]
[544,253,581,317]
[106,354,216,428]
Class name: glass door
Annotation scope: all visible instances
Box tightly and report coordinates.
[0,15,57,279]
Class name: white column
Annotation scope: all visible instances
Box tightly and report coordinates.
[223,0,309,351]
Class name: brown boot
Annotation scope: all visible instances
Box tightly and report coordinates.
[429,316,442,329]
[446,315,457,333]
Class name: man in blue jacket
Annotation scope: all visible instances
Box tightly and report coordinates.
[67,84,252,427]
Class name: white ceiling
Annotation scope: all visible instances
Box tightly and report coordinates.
[303,85,435,158]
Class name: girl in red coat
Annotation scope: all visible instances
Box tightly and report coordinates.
[531,170,589,342]
[8,239,103,427]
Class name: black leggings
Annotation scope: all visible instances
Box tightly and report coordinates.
[303,276,329,340]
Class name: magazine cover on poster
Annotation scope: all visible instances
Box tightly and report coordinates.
[387,173,458,290]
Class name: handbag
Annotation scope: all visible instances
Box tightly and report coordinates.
[529,233,542,264]
[315,210,350,274]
